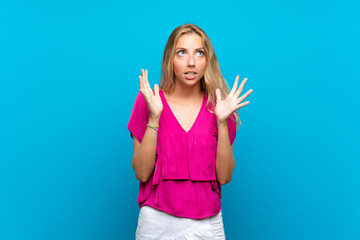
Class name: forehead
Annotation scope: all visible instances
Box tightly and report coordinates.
[175,33,204,48]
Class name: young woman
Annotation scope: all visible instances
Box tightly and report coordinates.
[127,23,253,239]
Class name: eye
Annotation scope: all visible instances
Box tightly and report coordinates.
[177,50,185,56]
[196,51,204,56]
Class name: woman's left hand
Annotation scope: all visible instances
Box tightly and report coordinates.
[215,76,253,123]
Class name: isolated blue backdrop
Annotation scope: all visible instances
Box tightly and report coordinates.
[1,0,359,239]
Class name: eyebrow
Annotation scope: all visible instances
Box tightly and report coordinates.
[175,47,205,51]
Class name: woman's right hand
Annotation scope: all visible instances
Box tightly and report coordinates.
[139,69,163,123]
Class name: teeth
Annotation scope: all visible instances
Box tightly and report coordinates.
[185,72,196,75]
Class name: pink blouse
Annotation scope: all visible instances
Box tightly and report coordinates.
[127,90,236,219]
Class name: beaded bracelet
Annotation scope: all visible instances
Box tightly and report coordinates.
[147,123,159,131]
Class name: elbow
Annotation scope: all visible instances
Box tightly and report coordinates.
[132,158,147,183]
[135,172,151,183]
[216,163,235,185]
[133,165,151,183]
[133,164,151,183]
[132,157,154,183]
[217,170,233,185]
[218,176,232,185]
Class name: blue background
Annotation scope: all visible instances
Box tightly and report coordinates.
[1,0,359,239]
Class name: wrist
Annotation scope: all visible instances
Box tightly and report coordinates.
[217,118,228,127]
[148,117,160,126]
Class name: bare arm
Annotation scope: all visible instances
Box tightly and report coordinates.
[215,76,253,185]
[215,120,235,185]
[132,117,160,182]
[132,69,163,182]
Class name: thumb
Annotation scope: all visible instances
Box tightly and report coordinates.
[154,84,160,96]
[215,88,222,102]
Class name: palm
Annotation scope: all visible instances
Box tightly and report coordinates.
[215,76,253,122]
[139,69,163,119]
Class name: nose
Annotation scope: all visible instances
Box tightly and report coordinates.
[187,53,195,67]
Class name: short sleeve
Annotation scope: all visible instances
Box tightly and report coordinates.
[127,92,149,143]
[227,114,237,145]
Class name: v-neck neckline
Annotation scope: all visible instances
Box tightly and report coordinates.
[160,89,206,134]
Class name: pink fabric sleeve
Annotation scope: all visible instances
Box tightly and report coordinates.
[227,114,237,145]
[127,92,149,143]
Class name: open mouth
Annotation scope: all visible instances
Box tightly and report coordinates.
[184,71,197,80]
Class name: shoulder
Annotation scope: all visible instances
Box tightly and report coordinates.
[129,91,150,119]
[134,91,146,105]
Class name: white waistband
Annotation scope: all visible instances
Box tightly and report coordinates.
[136,206,225,240]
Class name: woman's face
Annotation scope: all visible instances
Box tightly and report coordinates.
[173,33,207,89]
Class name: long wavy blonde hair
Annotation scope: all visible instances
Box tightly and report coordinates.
[160,23,240,125]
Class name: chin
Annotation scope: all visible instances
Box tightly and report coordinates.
[184,81,201,89]
[175,75,203,89]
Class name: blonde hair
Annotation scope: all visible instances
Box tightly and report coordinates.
[160,23,241,125]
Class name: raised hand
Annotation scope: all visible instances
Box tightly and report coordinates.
[215,76,253,123]
[139,69,163,121]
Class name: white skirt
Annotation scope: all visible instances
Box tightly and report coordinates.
[135,206,226,240]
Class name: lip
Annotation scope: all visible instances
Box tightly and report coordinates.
[184,71,197,80]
